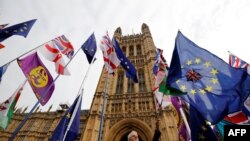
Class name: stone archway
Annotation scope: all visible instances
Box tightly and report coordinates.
[105,118,153,141]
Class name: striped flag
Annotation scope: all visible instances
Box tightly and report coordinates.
[0,80,26,129]
[99,32,120,74]
[227,53,249,124]
[53,35,74,59]
[39,41,70,75]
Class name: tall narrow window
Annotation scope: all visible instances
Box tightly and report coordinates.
[138,70,146,92]
[129,45,134,56]
[122,46,126,56]
[127,78,134,93]
[136,45,142,56]
[116,71,124,94]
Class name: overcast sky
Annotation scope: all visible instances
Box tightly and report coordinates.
[1,0,250,112]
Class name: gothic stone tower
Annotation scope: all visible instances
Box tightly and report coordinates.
[81,24,178,141]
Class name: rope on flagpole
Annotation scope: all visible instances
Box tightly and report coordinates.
[0,34,64,68]
[8,43,82,141]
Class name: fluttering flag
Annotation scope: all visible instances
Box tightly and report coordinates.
[0,24,8,30]
[50,94,82,141]
[99,32,120,74]
[17,52,55,106]
[81,33,97,64]
[0,19,36,42]
[171,97,190,141]
[152,48,171,108]
[39,41,70,75]
[167,31,250,124]
[0,80,26,129]
[113,37,138,82]
[0,63,9,83]
[190,105,218,141]
[153,48,183,108]
[153,48,168,75]
[53,35,74,59]
[229,53,250,120]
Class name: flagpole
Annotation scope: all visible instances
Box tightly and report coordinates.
[62,91,83,141]
[178,97,191,137]
[98,70,110,141]
[0,35,63,67]
[62,53,97,141]
[8,45,82,141]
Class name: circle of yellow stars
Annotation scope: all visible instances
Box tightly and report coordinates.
[176,57,220,95]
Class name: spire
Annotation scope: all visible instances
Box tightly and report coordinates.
[47,104,53,112]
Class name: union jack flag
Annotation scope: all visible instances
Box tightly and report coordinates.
[53,35,74,59]
[227,53,249,124]
[99,32,120,74]
[186,69,202,82]
[229,54,249,69]
[39,41,70,75]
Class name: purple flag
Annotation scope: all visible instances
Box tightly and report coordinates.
[17,52,55,105]
[171,97,189,141]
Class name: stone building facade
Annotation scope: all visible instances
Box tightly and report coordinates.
[0,104,89,141]
[0,24,178,141]
[81,23,178,141]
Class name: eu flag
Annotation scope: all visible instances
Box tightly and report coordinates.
[112,38,138,83]
[50,94,82,141]
[167,31,249,124]
[81,33,97,64]
[0,19,36,42]
[190,106,218,141]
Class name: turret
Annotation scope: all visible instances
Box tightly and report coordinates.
[114,27,122,42]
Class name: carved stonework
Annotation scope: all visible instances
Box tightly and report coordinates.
[81,24,178,141]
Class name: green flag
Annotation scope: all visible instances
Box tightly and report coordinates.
[0,80,26,129]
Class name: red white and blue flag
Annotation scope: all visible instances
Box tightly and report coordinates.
[226,53,249,124]
[53,35,74,59]
[100,32,120,74]
[39,41,70,75]
[229,54,249,69]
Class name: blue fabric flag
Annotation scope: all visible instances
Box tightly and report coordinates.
[0,64,8,83]
[153,48,161,75]
[50,94,82,141]
[190,106,218,141]
[0,19,36,42]
[81,33,97,64]
[112,38,138,83]
[167,31,250,124]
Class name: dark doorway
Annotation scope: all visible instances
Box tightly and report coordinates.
[120,132,143,141]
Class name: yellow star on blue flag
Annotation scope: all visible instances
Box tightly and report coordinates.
[0,19,36,42]
[166,31,250,124]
